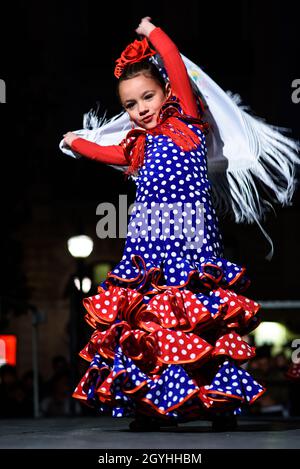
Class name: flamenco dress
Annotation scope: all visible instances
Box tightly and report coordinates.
[72,99,266,423]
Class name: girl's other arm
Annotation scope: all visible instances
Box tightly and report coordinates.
[63,132,128,165]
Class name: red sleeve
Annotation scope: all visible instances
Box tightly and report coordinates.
[149,27,199,118]
[70,137,128,165]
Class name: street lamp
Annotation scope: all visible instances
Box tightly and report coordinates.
[67,234,94,415]
[67,235,94,293]
[67,235,94,258]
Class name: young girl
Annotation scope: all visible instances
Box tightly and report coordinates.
[62,17,298,431]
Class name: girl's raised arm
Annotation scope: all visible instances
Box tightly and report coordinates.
[136,17,199,118]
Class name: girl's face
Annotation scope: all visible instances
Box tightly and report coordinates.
[119,74,171,130]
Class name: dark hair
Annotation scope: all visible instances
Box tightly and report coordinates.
[116,59,166,103]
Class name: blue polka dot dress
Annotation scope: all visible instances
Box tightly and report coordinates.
[73,102,266,422]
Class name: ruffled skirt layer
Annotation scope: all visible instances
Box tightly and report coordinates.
[73,253,265,420]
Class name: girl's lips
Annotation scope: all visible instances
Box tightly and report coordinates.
[142,115,153,123]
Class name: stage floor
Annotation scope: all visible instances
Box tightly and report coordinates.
[0,416,300,449]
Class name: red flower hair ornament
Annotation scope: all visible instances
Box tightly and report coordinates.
[114,37,156,79]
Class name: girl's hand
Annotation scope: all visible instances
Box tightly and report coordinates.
[63,132,78,147]
[135,17,156,37]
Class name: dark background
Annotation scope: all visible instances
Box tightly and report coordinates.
[0,0,300,378]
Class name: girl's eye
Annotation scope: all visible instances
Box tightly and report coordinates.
[125,94,153,109]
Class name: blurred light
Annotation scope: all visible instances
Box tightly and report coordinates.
[93,262,111,284]
[0,335,17,366]
[67,235,93,258]
[74,277,81,290]
[82,277,92,293]
[73,276,92,293]
[253,321,288,350]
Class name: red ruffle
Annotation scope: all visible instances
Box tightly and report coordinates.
[212,331,256,362]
